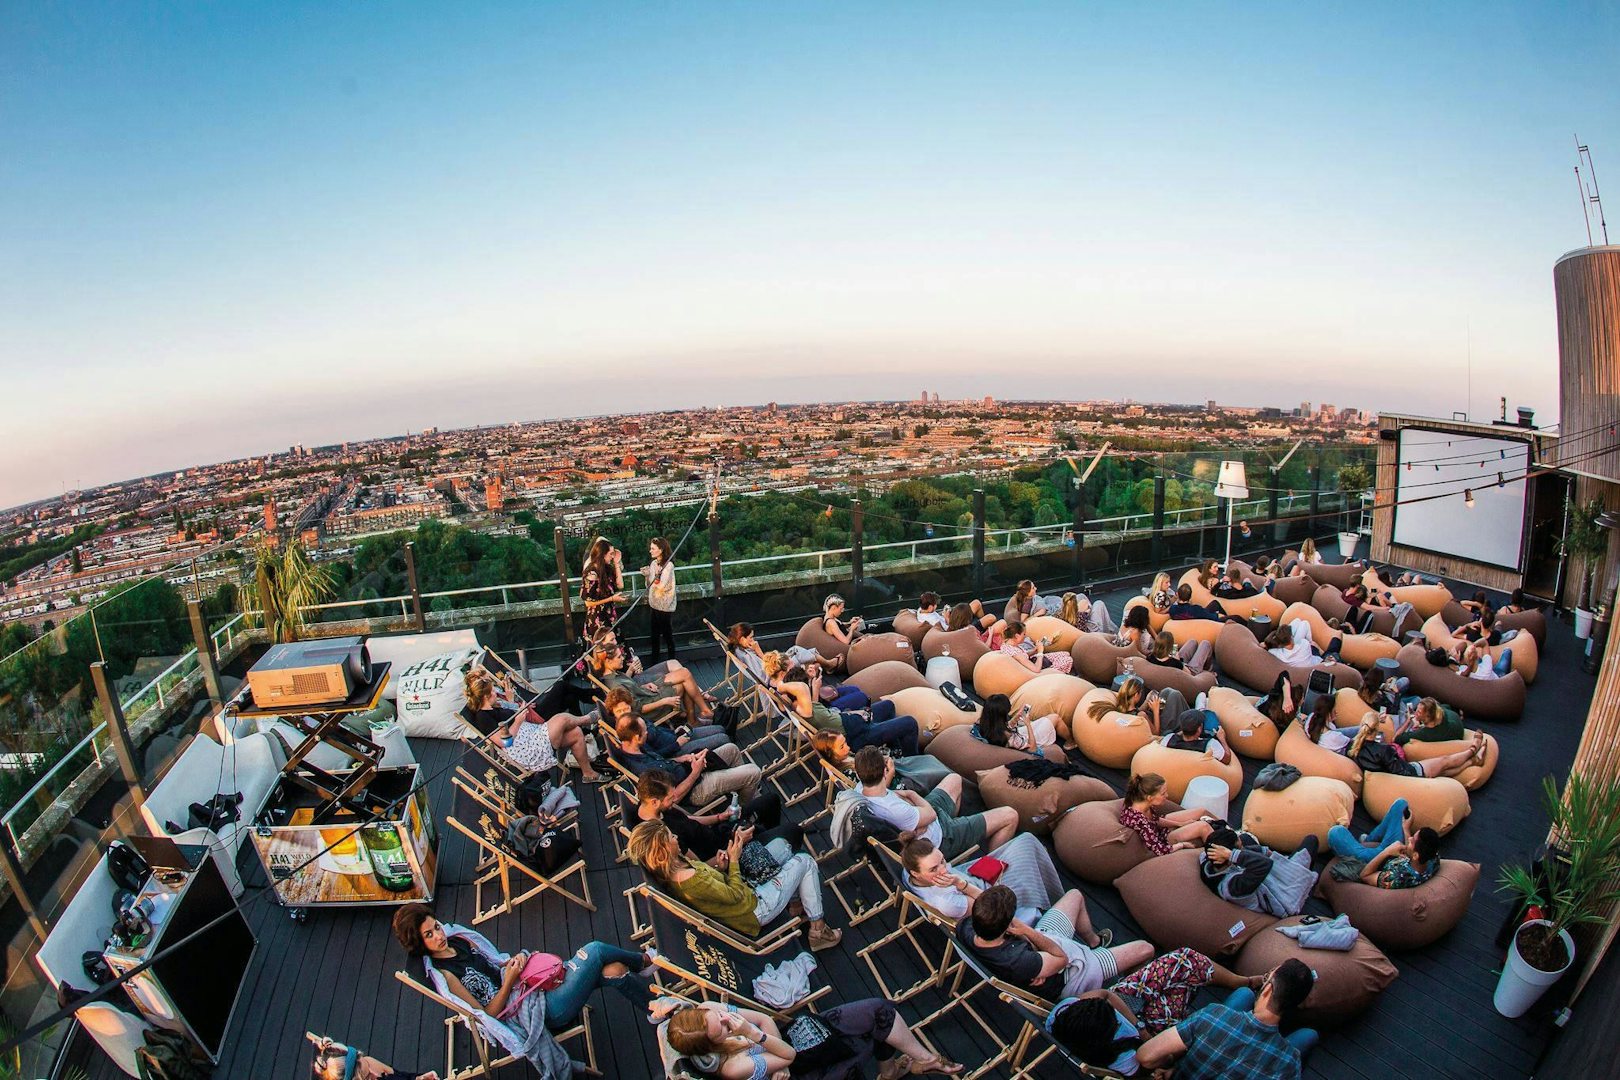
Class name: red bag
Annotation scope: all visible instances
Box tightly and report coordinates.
[499,952,566,1017]
[966,856,1008,885]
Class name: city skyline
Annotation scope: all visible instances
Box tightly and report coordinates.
[3,2,1617,506]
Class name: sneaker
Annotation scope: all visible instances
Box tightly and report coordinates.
[1194,692,1208,711]
[808,925,843,952]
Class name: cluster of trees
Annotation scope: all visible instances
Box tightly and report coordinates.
[0,522,105,584]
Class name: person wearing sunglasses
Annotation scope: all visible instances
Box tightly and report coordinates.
[309,1034,437,1080]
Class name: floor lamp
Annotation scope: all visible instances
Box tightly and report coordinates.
[1215,461,1249,570]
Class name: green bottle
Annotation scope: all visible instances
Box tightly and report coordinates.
[360,825,415,892]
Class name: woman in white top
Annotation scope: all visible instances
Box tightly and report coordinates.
[644,536,677,665]
[1299,537,1323,565]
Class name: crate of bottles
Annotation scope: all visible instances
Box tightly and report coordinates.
[250,764,438,908]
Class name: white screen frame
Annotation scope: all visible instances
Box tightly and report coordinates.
[1390,427,1531,572]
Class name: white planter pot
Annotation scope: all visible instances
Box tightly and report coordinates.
[1493,920,1574,1018]
[1575,608,1595,640]
[1337,532,1361,558]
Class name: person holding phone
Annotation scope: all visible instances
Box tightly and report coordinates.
[1000,621,1075,674]
[975,693,1060,754]
[580,537,627,641]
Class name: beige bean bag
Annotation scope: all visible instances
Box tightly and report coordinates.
[1440,601,1548,649]
[1052,798,1166,885]
[1361,568,1451,619]
[977,765,1114,835]
[971,651,1039,698]
[1071,633,1145,684]
[1299,559,1365,590]
[1117,849,1277,958]
[885,686,979,735]
[926,724,1065,779]
[1129,740,1243,802]
[1010,672,1096,727]
[1216,589,1286,623]
[1024,614,1083,652]
[1071,688,1156,769]
[1394,643,1525,722]
[1362,771,1470,835]
[1313,584,1408,639]
[1331,687,1377,729]
[1420,613,1539,684]
[795,617,851,663]
[892,609,931,650]
[1275,722,1365,797]
[845,633,917,675]
[1176,569,1220,607]
[1207,687,1280,760]
[1232,916,1398,1024]
[1400,732,1498,791]
[1317,859,1479,951]
[1213,620,1364,694]
[1128,660,1217,702]
[845,661,930,699]
[1241,777,1355,853]
[1122,594,1170,633]
[1164,618,1224,647]
[920,627,990,683]
[1270,575,1317,606]
[1278,602,1401,670]
[1230,560,1271,590]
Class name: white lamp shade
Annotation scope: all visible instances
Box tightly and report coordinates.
[1214,460,1249,500]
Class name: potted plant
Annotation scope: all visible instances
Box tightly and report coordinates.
[1495,771,1620,1017]
[1335,463,1372,561]
[1560,497,1610,639]
[239,537,336,643]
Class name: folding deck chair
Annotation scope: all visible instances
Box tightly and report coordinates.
[393,967,599,1079]
[447,772,595,922]
[998,991,1130,1079]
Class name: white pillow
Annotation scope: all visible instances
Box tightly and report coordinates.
[395,648,481,739]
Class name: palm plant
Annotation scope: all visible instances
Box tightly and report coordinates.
[1498,771,1620,972]
[1559,497,1610,612]
[239,538,336,643]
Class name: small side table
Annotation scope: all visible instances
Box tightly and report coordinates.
[924,655,961,690]
[1247,614,1273,642]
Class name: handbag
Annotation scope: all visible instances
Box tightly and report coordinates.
[966,856,1008,885]
[498,952,567,1017]
[737,839,781,888]
[782,1012,852,1069]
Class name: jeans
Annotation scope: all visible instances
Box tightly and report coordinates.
[681,724,733,754]
[1223,988,1318,1057]
[827,685,871,711]
[1494,649,1514,676]
[648,609,676,665]
[545,940,650,1029]
[751,837,824,924]
[1327,798,1409,861]
[843,700,920,756]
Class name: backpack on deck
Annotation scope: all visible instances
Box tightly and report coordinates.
[136,1028,209,1080]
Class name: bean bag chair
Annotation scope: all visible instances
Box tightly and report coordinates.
[1010,672,1096,727]
[1213,621,1363,695]
[1052,798,1169,885]
[1024,614,1083,652]
[1362,770,1470,835]
[885,686,980,735]
[1360,568,1451,619]
[1129,660,1217,702]
[892,609,931,650]
[1207,687,1280,760]
[1117,849,1277,958]
[1278,602,1401,670]
[1317,859,1479,951]
[926,724,1066,779]
[971,652,1039,698]
[920,627,990,683]
[795,617,851,663]
[1241,777,1355,853]
[1274,721,1364,797]
[977,765,1114,835]
[1435,602,1547,650]
[1164,618,1224,647]
[1400,732,1498,791]
[1299,559,1364,590]
[1394,643,1525,722]
[1122,594,1169,633]
[1071,633,1144,684]
[1232,916,1398,1024]
[1331,687,1376,729]
[1129,740,1243,802]
[845,633,917,675]
[845,661,930,699]
[1313,584,1408,640]
[1071,688,1156,769]
[1420,613,1539,684]
[1176,569,1220,607]
[1230,560,1271,590]
[1216,589,1286,624]
[1270,575,1317,606]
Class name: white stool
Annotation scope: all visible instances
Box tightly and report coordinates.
[1182,774,1230,821]
[924,656,961,690]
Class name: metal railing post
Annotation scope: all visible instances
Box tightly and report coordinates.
[1152,473,1166,568]
[554,528,576,645]
[1071,477,1085,588]
[1308,464,1321,537]
[1268,481,1282,544]
[708,502,725,626]
[972,489,987,597]
[404,541,427,632]
[91,661,147,814]
[0,833,48,939]
[187,599,224,711]
[850,500,864,615]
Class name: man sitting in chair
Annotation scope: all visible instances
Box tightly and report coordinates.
[853,746,1017,861]
[899,833,1064,924]
[614,714,761,807]
[956,884,1154,1002]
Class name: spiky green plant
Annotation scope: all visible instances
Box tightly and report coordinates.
[239,537,336,643]
[1559,497,1611,612]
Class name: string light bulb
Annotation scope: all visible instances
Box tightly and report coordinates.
[1464,488,1476,509]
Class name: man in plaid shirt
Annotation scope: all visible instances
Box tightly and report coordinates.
[1136,958,1317,1079]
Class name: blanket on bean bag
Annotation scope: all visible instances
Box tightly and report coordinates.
[1232,916,1398,1024]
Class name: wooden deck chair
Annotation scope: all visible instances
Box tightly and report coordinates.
[460,730,534,791]
[998,991,1129,1079]
[392,969,599,1079]
[857,838,991,999]
[704,618,760,710]
[627,881,829,1018]
[585,668,686,730]
[448,777,595,921]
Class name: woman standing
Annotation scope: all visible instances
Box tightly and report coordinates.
[580,537,626,641]
[644,536,677,665]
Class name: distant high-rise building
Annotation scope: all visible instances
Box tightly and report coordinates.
[983,395,994,408]
[1300,401,1312,416]
[1319,403,1334,417]
[931,392,941,404]
[920,389,929,403]
[1206,399,1217,412]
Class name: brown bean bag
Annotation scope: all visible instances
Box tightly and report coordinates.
[1362,771,1470,835]
[1024,614,1083,653]
[1300,559,1364,590]
[1117,849,1277,958]
[1010,672,1096,727]
[1241,777,1356,853]
[1232,916,1398,1024]
[1270,575,1317,606]
[971,652,1039,698]
[1360,568,1451,618]
[1439,599,1548,647]
[1401,732,1498,790]
[892,609,932,650]
[845,633,917,675]
[1313,584,1409,639]
[977,765,1114,835]
[1394,643,1525,721]
[920,627,990,683]
[1274,722,1364,797]
[926,724,1065,779]
[1122,594,1170,633]
[1207,687,1280,760]
[1317,859,1479,951]
[1165,618,1224,647]
[886,686,979,735]
[1052,798,1164,885]
[1071,632,1145,684]
[1176,568,1220,607]
[1072,688,1156,769]
[1331,687,1377,729]
[845,661,930,699]
[795,616,851,662]
[1420,613,1539,684]
[1127,659,1217,701]
[1215,589,1286,623]
[1230,560,1271,590]
[1213,621,1364,694]
[1129,740,1243,802]
[1278,602,1401,670]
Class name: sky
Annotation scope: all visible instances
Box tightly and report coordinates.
[1,1,1617,509]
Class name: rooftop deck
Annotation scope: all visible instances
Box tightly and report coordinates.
[61,573,1594,1080]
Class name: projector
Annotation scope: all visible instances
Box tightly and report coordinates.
[247,637,372,710]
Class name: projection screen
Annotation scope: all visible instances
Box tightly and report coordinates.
[1391,427,1531,571]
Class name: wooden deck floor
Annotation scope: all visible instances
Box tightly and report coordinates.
[66,583,1593,1080]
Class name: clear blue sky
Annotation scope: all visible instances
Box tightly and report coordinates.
[1,1,1615,509]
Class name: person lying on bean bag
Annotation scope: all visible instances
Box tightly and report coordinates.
[957,884,1153,1002]
[1000,620,1076,675]
[1169,583,1228,623]
[1120,772,1219,855]
[1198,827,1317,918]
[1158,709,1233,764]
[1342,716,1485,781]
[1265,619,1341,667]
[1393,697,1465,745]
[1212,564,1262,601]
[1147,629,1213,676]
[975,693,1060,755]
[1325,798,1441,890]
